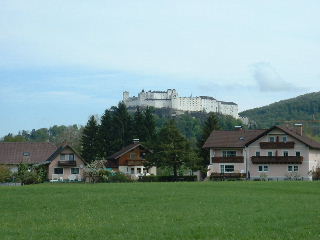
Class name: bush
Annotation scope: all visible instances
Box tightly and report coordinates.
[312,168,320,180]
[0,165,12,183]
[108,172,132,183]
[17,171,40,185]
[13,163,44,185]
[138,175,197,182]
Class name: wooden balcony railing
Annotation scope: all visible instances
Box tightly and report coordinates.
[259,142,295,149]
[251,156,303,164]
[58,161,77,166]
[126,160,146,166]
[211,156,244,163]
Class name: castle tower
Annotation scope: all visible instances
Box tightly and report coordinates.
[123,91,129,101]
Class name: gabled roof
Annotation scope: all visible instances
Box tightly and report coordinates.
[0,142,57,165]
[44,143,85,164]
[203,129,265,149]
[108,143,148,160]
[245,125,320,150]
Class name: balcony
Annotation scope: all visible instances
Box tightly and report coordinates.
[259,142,295,149]
[211,156,244,163]
[251,156,303,164]
[58,161,77,166]
[126,160,146,166]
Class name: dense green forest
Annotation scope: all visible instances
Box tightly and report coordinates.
[240,92,320,140]
[1,107,243,151]
[240,92,320,128]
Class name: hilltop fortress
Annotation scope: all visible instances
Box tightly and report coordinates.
[123,89,239,118]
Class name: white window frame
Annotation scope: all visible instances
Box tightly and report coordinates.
[220,164,234,173]
[222,151,236,157]
[283,151,289,157]
[256,152,260,157]
[288,165,299,172]
[54,167,64,175]
[130,152,137,160]
[268,151,273,157]
[258,165,269,172]
[269,136,275,142]
[296,151,301,157]
[70,168,79,174]
[282,136,287,142]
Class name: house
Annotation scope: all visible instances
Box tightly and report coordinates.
[203,125,320,180]
[107,141,156,177]
[0,142,86,181]
[43,143,86,181]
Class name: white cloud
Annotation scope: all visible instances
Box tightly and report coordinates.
[252,62,299,92]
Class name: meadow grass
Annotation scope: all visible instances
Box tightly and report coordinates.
[1,181,320,240]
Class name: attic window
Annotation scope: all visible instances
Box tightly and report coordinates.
[239,137,245,141]
[23,152,30,157]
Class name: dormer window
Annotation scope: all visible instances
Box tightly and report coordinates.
[23,152,30,156]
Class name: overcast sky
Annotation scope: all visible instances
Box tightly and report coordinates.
[1,0,319,136]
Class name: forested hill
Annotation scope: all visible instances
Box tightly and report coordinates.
[240,92,320,128]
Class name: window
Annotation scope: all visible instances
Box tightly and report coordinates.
[282,136,287,142]
[23,152,30,156]
[220,165,234,173]
[54,168,63,174]
[283,151,289,157]
[256,152,260,157]
[288,165,299,172]
[71,168,79,174]
[258,165,269,172]
[268,152,273,157]
[269,136,275,142]
[60,154,75,161]
[296,152,301,157]
[130,153,137,160]
[141,152,146,159]
[131,168,135,174]
[137,168,141,174]
[222,151,236,157]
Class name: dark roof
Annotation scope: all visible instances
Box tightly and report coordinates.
[108,143,147,160]
[0,142,57,165]
[245,125,320,150]
[44,143,85,164]
[203,129,265,149]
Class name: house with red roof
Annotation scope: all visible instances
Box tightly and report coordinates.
[0,142,86,181]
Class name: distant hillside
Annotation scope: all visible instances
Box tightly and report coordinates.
[240,92,320,128]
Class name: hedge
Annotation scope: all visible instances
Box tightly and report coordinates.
[138,175,197,182]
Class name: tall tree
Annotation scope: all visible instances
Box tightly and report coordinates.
[133,107,147,141]
[81,115,99,163]
[144,107,156,141]
[146,120,194,177]
[98,109,113,158]
[197,113,220,167]
[110,102,133,151]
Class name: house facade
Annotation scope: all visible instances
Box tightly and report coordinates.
[0,142,85,181]
[45,144,86,181]
[203,125,320,180]
[107,142,156,177]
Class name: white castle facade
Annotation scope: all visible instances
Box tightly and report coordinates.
[123,89,239,118]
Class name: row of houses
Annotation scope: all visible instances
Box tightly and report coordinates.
[1,124,320,181]
[0,141,151,181]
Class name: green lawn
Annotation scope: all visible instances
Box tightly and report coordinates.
[1,182,320,240]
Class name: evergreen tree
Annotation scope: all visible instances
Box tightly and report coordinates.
[98,109,113,158]
[110,102,133,151]
[146,120,194,177]
[144,107,156,141]
[197,113,220,167]
[133,107,146,141]
[81,115,99,163]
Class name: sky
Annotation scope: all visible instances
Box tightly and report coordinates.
[0,0,320,136]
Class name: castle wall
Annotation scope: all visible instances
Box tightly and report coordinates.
[123,89,238,118]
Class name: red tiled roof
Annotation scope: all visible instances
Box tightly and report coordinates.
[0,142,57,165]
[203,129,265,149]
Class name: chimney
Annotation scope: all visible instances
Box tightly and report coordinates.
[133,139,140,143]
[294,123,303,136]
[234,126,242,131]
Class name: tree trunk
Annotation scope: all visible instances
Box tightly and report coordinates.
[173,165,177,177]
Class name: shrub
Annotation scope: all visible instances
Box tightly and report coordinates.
[108,172,132,183]
[0,165,12,183]
[312,167,320,180]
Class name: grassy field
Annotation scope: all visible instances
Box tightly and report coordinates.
[1,182,320,240]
